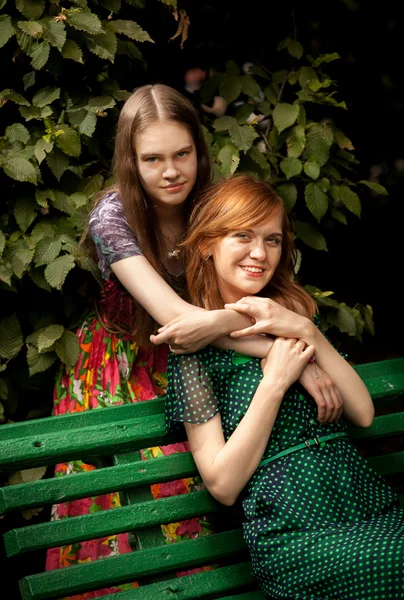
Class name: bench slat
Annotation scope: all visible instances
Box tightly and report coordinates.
[98,562,262,600]
[0,452,197,514]
[368,451,404,476]
[0,399,165,441]
[19,530,247,600]
[349,412,404,440]
[5,490,218,557]
[354,358,404,400]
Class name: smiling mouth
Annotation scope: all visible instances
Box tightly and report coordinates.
[240,266,265,274]
[164,183,185,189]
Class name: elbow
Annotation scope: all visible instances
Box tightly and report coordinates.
[208,481,238,507]
[353,405,375,429]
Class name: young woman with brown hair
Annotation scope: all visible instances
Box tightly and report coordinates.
[165,174,404,599]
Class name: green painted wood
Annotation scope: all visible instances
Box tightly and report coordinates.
[353,358,404,400]
[0,414,177,471]
[5,490,219,557]
[19,529,247,600]
[368,451,404,476]
[349,412,404,440]
[0,399,165,441]
[399,494,404,507]
[0,452,197,514]
[98,563,261,600]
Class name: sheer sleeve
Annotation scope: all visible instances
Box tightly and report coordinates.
[165,352,220,433]
[89,191,143,279]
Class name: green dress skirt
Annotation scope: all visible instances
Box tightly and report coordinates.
[165,345,404,599]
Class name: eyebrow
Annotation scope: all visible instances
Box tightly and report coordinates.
[242,228,283,237]
[139,144,193,159]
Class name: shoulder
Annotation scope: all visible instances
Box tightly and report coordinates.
[89,191,123,226]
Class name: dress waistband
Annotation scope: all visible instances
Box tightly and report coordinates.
[258,431,349,469]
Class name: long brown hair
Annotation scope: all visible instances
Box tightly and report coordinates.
[89,84,211,344]
[183,174,317,318]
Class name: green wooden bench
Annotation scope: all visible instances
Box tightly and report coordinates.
[1,357,403,600]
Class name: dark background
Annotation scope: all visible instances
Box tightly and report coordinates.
[138,0,404,364]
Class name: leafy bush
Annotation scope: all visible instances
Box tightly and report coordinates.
[0,1,386,420]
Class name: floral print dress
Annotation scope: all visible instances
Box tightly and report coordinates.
[46,192,213,599]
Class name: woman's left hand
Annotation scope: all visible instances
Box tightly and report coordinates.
[224,296,311,341]
[298,362,343,423]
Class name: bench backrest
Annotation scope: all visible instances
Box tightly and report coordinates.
[0,357,403,600]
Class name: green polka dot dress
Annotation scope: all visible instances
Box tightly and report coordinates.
[165,345,404,599]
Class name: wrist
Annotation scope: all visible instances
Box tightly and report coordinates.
[300,318,317,344]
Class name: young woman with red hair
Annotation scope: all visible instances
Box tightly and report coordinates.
[165,174,403,599]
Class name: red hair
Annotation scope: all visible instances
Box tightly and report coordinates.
[183,174,317,318]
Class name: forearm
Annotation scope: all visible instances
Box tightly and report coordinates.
[305,324,374,427]
[209,381,283,505]
[213,333,274,358]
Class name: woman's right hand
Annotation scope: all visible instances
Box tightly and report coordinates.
[261,337,315,393]
[150,310,222,353]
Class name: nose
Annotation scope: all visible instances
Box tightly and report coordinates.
[162,162,180,179]
[249,242,266,261]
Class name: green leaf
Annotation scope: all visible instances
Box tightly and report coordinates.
[0,315,23,360]
[68,10,103,35]
[17,20,43,37]
[303,160,320,180]
[312,52,340,68]
[286,125,305,158]
[304,182,328,221]
[6,239,34,277]
[19,105,41,120]
[0,15,15,49]
[54,330,80,369]
[278,37,303,60]
[52,190,75,214]
[61,39,83,63]
[55,125,81,157]
[294,221,328,251]
[87,95,116,113]
[16,0,45,20]
[76,173,104,197]
[212,116,238,131]
[240,75,261,99]
[69,109,97,137]
[264,85,278,105]
[3,156,37,184]
[34,138,53,164]
[229,124,258,153]
[30,221,56,245]
[247,65,270,80]
[28,266,51,291]
[5,123,30,144]
[27,345,56,376]
[101,0,121,12]
[248,146,270,172]
[35,188,54,209]
[335,130,354,151]
[34,236,62,266]
[108,19,153,42]
[0,261,13,286]
[32,86,60,107]
[23,71,36,91]
[219,74,242,104]
[0,231,5,257]
[45,254,75,289]
[359,180,388,195]
[46,148,69,180]
[328,304,357,336]
[276,183,298,213]
[336,185,361,217]
[272,103,299,134]
[217,144,240,176]
[305,123,333,166]
[14,197,38,232]
[226,59,240,76]
[298,66,318,89]
[1,89,30,106]
[70,192,88,208]
[331,207,347,225]
[280,157,302,179]
[30,41,50,70]
[37,324,64,353]
[87,27,117,61]
[41,17,66,50]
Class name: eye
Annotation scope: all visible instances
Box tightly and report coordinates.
[176,151,189,158]
[266,237,281,246]
[145,156,158,163]
[235,232,250,240]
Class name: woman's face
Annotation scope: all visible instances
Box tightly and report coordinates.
[135,121,198,211]
[211,212,284,304]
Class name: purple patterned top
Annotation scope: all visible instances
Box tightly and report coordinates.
[89,191,142,280]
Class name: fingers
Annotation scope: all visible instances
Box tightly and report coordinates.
[230,325,258,338]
